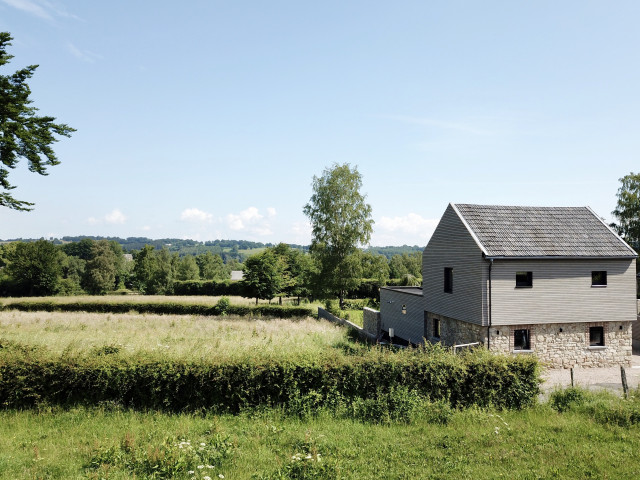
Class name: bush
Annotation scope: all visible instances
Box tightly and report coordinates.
[0,345,540,413]
[550,387,586,413]
[0,299,314,319]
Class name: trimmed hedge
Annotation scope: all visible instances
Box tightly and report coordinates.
[0,345,540,412]
[172,280,244,296]
[0,300,314,319]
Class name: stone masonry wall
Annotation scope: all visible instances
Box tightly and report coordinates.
[425,312,632,368]
[363,307,381,339]
[489,321,633,368]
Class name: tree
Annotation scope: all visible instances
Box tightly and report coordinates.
[303,163,374,308]
[612,172,640,251]
[196,251,227,280]
[5,240,62,295]
[0,32,75,211]
[361,251,390,287]
[83,240,119,294]
[241,250,286,304]
[176,255,200,281]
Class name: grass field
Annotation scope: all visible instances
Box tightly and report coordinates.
[0,310,348,361]
[1,399,639,479]
[0,295,320,307]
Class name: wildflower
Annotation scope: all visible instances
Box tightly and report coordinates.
[219,475,225,479]
[494,427,500,434]
[188,472,195,475]
[204,476,212,480]
[200,442,206,446]
[198,465,205,469]
[207,465,215,469]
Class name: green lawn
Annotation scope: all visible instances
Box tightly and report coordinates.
[0,402,638,479]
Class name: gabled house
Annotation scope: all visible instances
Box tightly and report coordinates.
[380,204,637,368]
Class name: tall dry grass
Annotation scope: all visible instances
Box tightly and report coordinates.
[0,310,346,361]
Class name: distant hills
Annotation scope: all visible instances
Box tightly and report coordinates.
[0,236,423,260]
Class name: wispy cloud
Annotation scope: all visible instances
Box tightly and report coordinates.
[2,0,81,21]
[384,114,497,136]
[181,208,213,224]
[67,42,101,63]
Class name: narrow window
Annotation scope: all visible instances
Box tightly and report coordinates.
[433,318,441,338]
[514,329,530,350]
[592,271,607,286]
[516,271,532,288]
[589,326,604,346]
[444,267,453,293]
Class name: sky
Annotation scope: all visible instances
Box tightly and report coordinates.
[1,1,639,247]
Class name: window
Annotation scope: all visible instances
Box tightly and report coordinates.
[433,318,441,338]
[516,271,532,288]
[514,329,531,350]
[589,326,604,347]
[592,271,607,286]
[444,267,453,293]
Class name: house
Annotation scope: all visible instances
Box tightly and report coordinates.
[379,204,637,368]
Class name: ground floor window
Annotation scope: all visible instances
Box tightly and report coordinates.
[433,318,441,338]
[589,326,604,346]
[514,329,531,350]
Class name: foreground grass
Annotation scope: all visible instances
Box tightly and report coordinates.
[0,311,348,361]
[0,400,638,479]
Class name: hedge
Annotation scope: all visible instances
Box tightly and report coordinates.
[172,280,245,296]
[0,300,314,319]
[0,345,540,411]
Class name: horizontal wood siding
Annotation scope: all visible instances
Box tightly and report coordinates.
[423,204,485,326]
[380,288,425,344]
[490,258,637,325]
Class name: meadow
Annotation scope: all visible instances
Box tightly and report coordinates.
[0,311,347,362]
[1,396,639,479]
[0,299,637,478]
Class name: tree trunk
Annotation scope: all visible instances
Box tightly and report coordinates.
[255,297,258,305]
[339,291,345,310]
[279,296,282,305]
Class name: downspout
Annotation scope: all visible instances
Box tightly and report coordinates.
[487,257,493,350]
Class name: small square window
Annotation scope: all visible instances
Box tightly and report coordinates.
[589,326,604,346]
[514,329,530,350]
[515,271,532,288]
[592,271,607,286]
[433,318,441,338]
[444,267,453,293]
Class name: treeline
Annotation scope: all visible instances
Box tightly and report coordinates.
[0,239,423,299]
[0,236,312,262]
[0,239,240,297]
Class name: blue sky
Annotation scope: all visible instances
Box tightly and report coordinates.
[1,1,639,247]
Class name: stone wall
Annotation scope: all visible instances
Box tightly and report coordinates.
[488,321,633,368]
[426,314,633,368]
[317,308,377,343]
[425,311,487,347]
[363,307,381,339]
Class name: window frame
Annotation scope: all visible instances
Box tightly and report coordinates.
[591,271,607,287]
[589,326,605,347]
[444,267,453,294]
[513,328,531,351]
[515,271,533,288]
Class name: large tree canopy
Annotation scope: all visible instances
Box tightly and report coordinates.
[611,172,640,251]
[303,163,373,307]
[0,32,75,211]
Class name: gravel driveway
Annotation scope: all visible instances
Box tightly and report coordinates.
[540,348,640,394]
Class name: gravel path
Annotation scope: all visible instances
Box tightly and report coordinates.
[540,350,640,394]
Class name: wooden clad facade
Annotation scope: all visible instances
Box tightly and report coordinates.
[379,287,424,344]
[422,204,486,325]
[490,258,636,326]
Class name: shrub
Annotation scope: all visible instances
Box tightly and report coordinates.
[550,387,586,413]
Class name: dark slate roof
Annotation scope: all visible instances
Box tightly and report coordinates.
[452,204,636,258]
